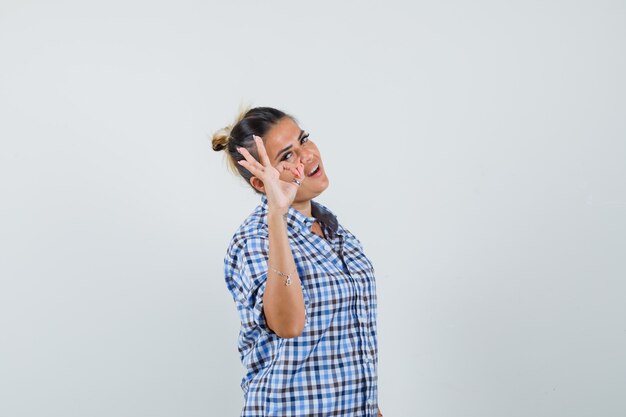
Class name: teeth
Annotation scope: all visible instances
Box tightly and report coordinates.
[308,164,319,176]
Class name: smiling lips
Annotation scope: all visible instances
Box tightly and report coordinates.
[307,163,321,177]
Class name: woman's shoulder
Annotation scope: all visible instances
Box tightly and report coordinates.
[225,205,269,256]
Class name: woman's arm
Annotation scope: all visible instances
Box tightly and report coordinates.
[264,210,306,338]
[237,135,306,339]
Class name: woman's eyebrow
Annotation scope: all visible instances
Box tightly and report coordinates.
[274,129,305,161]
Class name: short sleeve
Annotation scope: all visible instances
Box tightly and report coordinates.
[236,235,311,336]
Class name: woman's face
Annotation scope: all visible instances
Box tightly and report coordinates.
[260,117,329,202]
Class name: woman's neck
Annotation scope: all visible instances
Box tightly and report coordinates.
[291,199,313,218]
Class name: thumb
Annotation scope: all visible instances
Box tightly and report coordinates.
[283,162,304,179]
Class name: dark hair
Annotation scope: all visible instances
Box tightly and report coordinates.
[212,106,297,193]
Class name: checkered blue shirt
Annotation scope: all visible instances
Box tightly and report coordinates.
[223,194,379,416]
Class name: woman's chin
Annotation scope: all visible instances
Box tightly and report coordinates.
[315,175,330,193]
[303,180,329,200]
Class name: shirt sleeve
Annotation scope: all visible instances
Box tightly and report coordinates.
[234,234,311,336]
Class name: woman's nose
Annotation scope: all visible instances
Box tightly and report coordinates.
[299,149,314,164]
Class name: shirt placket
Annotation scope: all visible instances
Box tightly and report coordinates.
[335,235,377,414]
[293,214,377,414]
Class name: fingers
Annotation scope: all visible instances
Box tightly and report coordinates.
[236,146,264,176]
[294,163,304,179]
[237,137,304,184]
[253,135,272,166]
[236,135,270,176]
[283,162,304,180]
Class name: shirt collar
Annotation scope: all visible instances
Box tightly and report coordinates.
[259,194,342,238]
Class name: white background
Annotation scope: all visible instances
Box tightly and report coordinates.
[1,1,625,416]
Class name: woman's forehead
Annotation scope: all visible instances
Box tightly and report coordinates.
[265,118,301,149]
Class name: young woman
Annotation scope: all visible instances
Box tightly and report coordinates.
[212,106,382,417]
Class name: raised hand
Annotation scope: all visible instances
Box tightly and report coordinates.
[237,135,304,214]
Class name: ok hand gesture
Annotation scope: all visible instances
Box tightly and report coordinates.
[237,135,304,214]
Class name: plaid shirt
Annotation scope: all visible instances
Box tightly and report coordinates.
[223,194,379,416]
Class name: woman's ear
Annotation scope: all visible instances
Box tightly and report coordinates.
[249,176,265,194]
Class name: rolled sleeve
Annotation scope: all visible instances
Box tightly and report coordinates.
[236,235,311,335]
[235,236,271,333]
[247,270,271,332]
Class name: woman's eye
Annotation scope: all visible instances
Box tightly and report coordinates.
[280,134,310,161]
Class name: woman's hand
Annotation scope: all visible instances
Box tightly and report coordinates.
[237,135,304,214]
[377,406,383,417]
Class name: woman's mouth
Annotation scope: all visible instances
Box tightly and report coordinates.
[307,163,322,177]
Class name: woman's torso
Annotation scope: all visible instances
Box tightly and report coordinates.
[223,195,378,416]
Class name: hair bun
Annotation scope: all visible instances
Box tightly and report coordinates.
[211,104,252,152]
[211,125,231,152]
